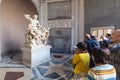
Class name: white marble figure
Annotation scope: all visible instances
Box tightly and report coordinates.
[24,14,50,46]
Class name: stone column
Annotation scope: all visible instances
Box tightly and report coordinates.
[39,0,48,27]
[71,0,84,46]
[71,0,74,46]
[0,39,1,61]
[0,0,2,61]
[78,0,84,42]
[71,0,78,46]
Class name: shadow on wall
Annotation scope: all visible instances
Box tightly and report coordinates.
[1,0,38,55]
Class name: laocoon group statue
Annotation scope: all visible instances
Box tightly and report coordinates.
[24,14,50,46]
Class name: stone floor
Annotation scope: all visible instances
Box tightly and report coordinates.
[0,53,73,80]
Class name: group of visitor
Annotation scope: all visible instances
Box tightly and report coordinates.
[71,29,120,80]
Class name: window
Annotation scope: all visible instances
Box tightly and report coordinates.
[91,26,114,41]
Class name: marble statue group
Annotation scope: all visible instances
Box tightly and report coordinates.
[22,15,51,68]
[24,14,50,46]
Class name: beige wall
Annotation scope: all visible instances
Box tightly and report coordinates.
[1,0,38,54]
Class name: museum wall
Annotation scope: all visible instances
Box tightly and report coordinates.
[47,1,71,53]
[84,0,120,34]
[48,1,71,20]
[1,0,37,55]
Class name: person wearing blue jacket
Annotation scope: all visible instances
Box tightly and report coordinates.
[85,34,99,68]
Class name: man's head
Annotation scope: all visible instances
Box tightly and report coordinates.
[85,34,91,40]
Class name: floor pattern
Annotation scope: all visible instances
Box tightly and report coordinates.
[0,53,73,80]
[32,59,73,80]
[5,72,24,80]
[0,68,33,80]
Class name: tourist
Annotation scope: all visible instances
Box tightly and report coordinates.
[87,47,116,80]
[72,42,90,79]
[109,29,120,79]
[85,34,99,68]
[99,35,110,48]
[106,33,111,42]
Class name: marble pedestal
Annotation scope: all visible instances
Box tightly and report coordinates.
[21,45,51,68]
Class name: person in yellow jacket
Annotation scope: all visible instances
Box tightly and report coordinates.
[72,42,90,79]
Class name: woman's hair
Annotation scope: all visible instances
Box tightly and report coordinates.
[92,47,110,64]
[77,42,87,51]
[106,33,111,38]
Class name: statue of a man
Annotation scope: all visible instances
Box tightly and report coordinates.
[24,14,50,46]
[24,14,41,30]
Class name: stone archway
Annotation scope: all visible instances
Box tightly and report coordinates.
[0,0,38,60]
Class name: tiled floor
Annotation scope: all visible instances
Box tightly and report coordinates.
[0,68,33,80]
[0,53,73,80]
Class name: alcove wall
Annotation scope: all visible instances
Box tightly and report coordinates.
[1,0,38,55]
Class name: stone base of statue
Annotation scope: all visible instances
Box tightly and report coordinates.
[21,45,51,68]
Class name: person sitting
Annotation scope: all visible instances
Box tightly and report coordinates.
[72,42,90,79]
[87,47,116,80]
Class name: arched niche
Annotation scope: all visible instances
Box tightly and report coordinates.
[1,0,38,55]
[0,0,2,4]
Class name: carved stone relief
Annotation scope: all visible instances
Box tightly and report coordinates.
[48,19,71,28]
